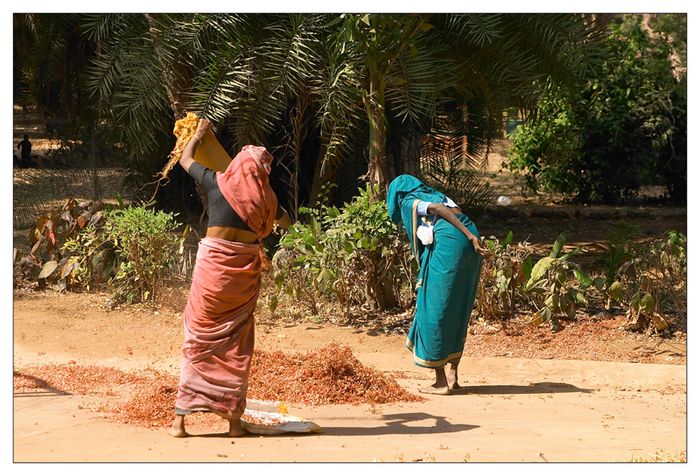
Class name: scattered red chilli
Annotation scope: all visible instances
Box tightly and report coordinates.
[13,364,157,394]
[14,343,422,429]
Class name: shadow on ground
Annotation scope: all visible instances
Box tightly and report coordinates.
[453,382,593,395]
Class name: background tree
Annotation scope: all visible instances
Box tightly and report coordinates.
[507,14,686,204]
[17,13,608,216]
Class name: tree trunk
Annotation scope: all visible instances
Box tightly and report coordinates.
[308,150,341,207]
[365,264,398,311]
[592,13,618,29]
[90,122,100,200]
[144,13,208,228]
[365,71,387,199]
[288,93,310,219]
[144,14,191,119]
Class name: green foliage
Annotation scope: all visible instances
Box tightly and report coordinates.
[99,207,184,303]
[62,223,116,290]
[476,231,533,320]
[56,205,188,304]
[273,184,412,318]
[14,198,106,290]
[475,227,686,335]
[507,79,581,195]
[525,234,591,332]
[597,222,639,290]
[508,15,686,204]
[615,230,686,333]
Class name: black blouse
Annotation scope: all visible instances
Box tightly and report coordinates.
[187,162,282,230]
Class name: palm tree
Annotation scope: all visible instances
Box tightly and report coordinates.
[77,13,604,212]
[308,13,605,199]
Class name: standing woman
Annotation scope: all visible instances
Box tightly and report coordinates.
[170,119,290,437]
[387,174,486,395]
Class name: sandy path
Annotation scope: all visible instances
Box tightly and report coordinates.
[13,294,686,462]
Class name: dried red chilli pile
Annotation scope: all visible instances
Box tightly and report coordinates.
[13,343,420,429]
[248,343,423,405]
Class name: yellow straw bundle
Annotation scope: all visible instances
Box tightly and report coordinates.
[160,112,232,180]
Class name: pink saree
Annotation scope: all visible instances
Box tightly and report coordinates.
[175,145,277,416]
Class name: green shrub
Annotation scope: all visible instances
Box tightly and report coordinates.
[476,231,534,321]
[508,16,686,204]
[617,230,686,333]
[272,184,413,319]
[62,205,187,304]
[61,223,117,290]
[524,234,596,332]
[100,206,184,303]
[507,81,582,196]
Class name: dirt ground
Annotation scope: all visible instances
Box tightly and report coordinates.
[12,112,687,463]
[13,290,686,462]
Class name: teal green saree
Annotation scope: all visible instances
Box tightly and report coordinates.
[387,175,482,368]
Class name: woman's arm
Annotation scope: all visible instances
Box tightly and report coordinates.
[178,118,212,173]
[427,203,487,256]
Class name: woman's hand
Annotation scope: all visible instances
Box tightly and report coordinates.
[470,236,487,257]
[193,118,213,140]
[179,118,212,173]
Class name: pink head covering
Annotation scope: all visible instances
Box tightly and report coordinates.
[216,145,278,240]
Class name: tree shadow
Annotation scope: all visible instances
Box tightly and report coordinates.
[452,382,593,395]
[13,372,69,397]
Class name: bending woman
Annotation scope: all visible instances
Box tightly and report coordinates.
[387,175,485,395]
[170,119,290,437]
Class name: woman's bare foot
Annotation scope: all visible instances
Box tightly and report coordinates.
[448,362,461,390]
[227,418,248,437]
[169,415,188,438]
[419,383,453,395]
[215,410,248,437]
[419,366,452,395]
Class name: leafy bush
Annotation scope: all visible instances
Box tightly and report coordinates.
[477,228,686,334]
[14,198,106,290]
[62,223,117,291]
[98,207,185,303]
[507,81,582,197]
[272,185,413,319]
[508,16,686,204]
[524,234,598,332]
[476,231,534,321]
[62,205,187,304]
[616,230,686,333]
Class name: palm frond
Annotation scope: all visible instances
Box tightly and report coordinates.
[385,32,454,124]
[419,131,494,212]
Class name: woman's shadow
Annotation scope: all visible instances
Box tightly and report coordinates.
[322,412,478,437]
[451,381,593,395]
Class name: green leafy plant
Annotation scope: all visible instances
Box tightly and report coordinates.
[594,222,640,309]
[272,184,412,320]
[271,207,326,316]
[617,230,686,333]
[99,206,185,304]
[476,231,533,320]
[14,198,106,290]
[507,16,686,204]
[525,233,594,331]
[61,223,117,291]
